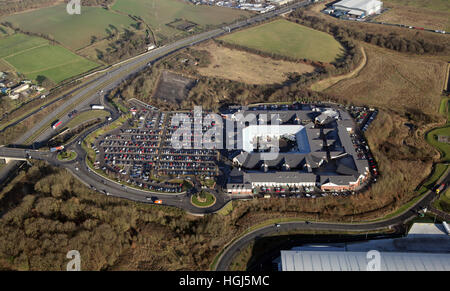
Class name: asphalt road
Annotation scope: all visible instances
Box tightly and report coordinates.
[0,98,231,214]
[214,170,448,270]
[0,0,312,208]
[1,0,447,265]
[9,0,310,147]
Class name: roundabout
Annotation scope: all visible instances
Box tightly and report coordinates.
[57,150,77,162]
[191,191,217,208]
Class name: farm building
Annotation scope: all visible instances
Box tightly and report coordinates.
[332,0,383,18]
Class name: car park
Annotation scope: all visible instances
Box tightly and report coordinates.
[92,107,219,194]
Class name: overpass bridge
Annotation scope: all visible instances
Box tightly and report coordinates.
[0,146,51,163]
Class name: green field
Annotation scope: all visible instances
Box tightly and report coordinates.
[65,110,110,129]
[425,127,450,162]
[425,97,450,162]
[112,0,251,41]
[57,150,77,162]
[0,1,251,49]
[219,19,344,63]
[0,34,98,83]
[0,33,48,58]
[2,4,137,50]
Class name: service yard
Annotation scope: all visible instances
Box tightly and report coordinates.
[153,71,196,104]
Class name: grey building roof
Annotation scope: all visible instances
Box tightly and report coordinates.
[230,107,367,187]
[329,150,346,158]
[280,250,450,271]
[241,110,319,125]
[336,121,368,175]
[226,168,252,189]
[235,152,315,170]
[335,155,359,176]
[320,175,359,185]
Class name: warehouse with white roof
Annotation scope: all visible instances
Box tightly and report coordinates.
[280,250,450,271]
[332,0,383,18]
[277,223,450,271]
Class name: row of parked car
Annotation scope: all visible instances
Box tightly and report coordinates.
[121,128,161,135]
[103,163,184,193]
[160,148,216,156]
[92,106,220,193]
[361,110,377,132]
[248,103,305,111]
[260,186,317,193]
[262,191,355,199]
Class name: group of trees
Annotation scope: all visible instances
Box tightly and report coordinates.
[109,48,212,110]
[0,109,440,270]
[1,22,59,46]
[96,29,150,64]
[108,29,364,112]
[0,161,240,270]
[289,10,448,55]
[36,75,55,88]
[81,0,114,7]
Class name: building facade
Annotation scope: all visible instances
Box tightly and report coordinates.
[225,105,370,194]
[333,0,383,18]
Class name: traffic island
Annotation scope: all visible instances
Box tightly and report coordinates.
[57,150,77,162]
[191,191,216,208]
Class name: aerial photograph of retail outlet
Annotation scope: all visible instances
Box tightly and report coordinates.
[0,0,448,273]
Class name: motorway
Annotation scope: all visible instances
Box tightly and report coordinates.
[6,0,311,147]
[0,0,448,265]
[1,101,230,215]
[0,0,311,185]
